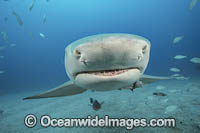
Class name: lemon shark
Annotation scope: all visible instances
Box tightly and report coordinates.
[24,33,170,100]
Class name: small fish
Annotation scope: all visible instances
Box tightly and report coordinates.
[43,14,46,24]
[190,57,200,64]
[153,92,167,96]
[171,73,181,77]
[39,33,46,39]
[174,55,186,59]
[0,56,4,59]
[0,70,5,74]
[12,11,23,26]
[10,43,16,47]
[2,32,8,43]
[189,0,199,10]
[89,98,104,111]
[29,0,35,12]
[46,0,50,2]
[173,36,184,44]
[170,68,181,72]
[175,76,189,80]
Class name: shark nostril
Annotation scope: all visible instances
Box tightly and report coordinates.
[138,55,142,61]
[137,52,143,61]
[80,57,88,65]
[142,45,147,54]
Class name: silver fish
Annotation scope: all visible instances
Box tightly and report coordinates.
[29,0,35,12]
[189,0,199,10]
[43,14,46,24]
[12,11,23,26]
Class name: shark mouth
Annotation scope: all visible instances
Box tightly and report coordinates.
[75,67,141,77]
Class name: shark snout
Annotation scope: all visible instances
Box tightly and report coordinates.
[65,33,150,82]
[73,46,146,70]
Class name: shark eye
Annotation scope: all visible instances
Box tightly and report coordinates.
[74,49,81,57]
[142,45,147,54]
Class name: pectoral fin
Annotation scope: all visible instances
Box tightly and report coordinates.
[140,74,171,85]
[23,81,86,100]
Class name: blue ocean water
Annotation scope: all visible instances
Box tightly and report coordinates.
[0,0,199,94]
[0,0,200,132]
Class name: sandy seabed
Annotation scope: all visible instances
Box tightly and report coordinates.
[0,78,200,133]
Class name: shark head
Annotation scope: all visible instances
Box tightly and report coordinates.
[65,33,150,91]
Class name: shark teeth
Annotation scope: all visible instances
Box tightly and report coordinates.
[91,69,128,76]
[76,67,140,77]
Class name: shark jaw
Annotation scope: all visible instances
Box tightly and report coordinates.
[75,67,142,79]
[74,67,142,91]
